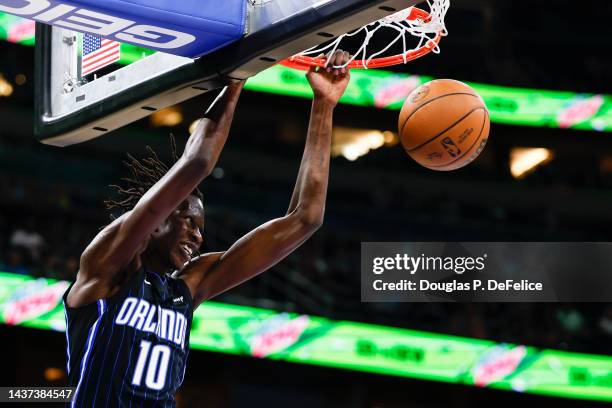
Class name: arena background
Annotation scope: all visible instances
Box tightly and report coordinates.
[0,0,611,406]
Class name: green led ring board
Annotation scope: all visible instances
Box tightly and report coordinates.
[32,0,421,146]
[0,271,611,402]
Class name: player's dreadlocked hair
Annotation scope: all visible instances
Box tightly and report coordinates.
[104,134,203,220]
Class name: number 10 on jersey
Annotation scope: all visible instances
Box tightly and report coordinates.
[132,340,171,391]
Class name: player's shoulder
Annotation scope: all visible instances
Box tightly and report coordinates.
[171,251,225,304]
[80,213,129,267]
[80,211,150,280]
[67,264,139,309]
[176,251,225,278]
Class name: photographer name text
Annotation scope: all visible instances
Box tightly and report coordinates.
[373,279,543,292]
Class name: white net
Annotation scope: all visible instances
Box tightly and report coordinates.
[291,0,450,69]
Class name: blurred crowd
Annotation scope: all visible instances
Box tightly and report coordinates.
[0,174,92,280]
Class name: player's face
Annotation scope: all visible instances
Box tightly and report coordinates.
[164,195,205,270]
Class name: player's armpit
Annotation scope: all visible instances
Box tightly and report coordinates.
[183,211,321,307]
[176,251,225,301]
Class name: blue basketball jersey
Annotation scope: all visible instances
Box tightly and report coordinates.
[63,268,193,407]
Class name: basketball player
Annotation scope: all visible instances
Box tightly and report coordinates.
[62,50,351,407]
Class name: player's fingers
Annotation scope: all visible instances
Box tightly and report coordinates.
[332,51,347,75]
[334,50,345,69]
[333,52,341,76]
[323,51,333,71]
[327,50,341,72]
[341,51,350,73]
[312,53,327,71]
[330,50,344,75]
[330,50,338,68]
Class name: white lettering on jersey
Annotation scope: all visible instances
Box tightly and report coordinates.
[115,297,137,325]
[142,305,157,333]
[115,297,187,348]
[128,299,150,331]
[159,308,175,341]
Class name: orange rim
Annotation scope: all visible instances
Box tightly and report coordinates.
[279,7,443,71]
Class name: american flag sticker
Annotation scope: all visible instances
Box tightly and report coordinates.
[81,34,121,76]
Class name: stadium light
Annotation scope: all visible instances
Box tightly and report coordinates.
[149,107,183,128]
[332,127,389,161]
[510,148,554,179]
[14,74,26,85]
[44,367,65,382]
[0,74,13,97]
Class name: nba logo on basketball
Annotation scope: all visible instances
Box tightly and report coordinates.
[440,137,461,158]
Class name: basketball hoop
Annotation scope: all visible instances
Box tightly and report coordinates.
[280,0,449,70]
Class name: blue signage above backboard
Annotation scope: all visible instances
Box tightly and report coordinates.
[0,0,246,57]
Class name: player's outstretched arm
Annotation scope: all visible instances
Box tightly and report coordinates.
[181,51,351,307]
[68,83,244,307]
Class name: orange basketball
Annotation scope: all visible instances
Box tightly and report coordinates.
[398,79,490,171]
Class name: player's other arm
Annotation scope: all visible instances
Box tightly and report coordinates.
[182,52,351,307]
[69,83,244,306]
